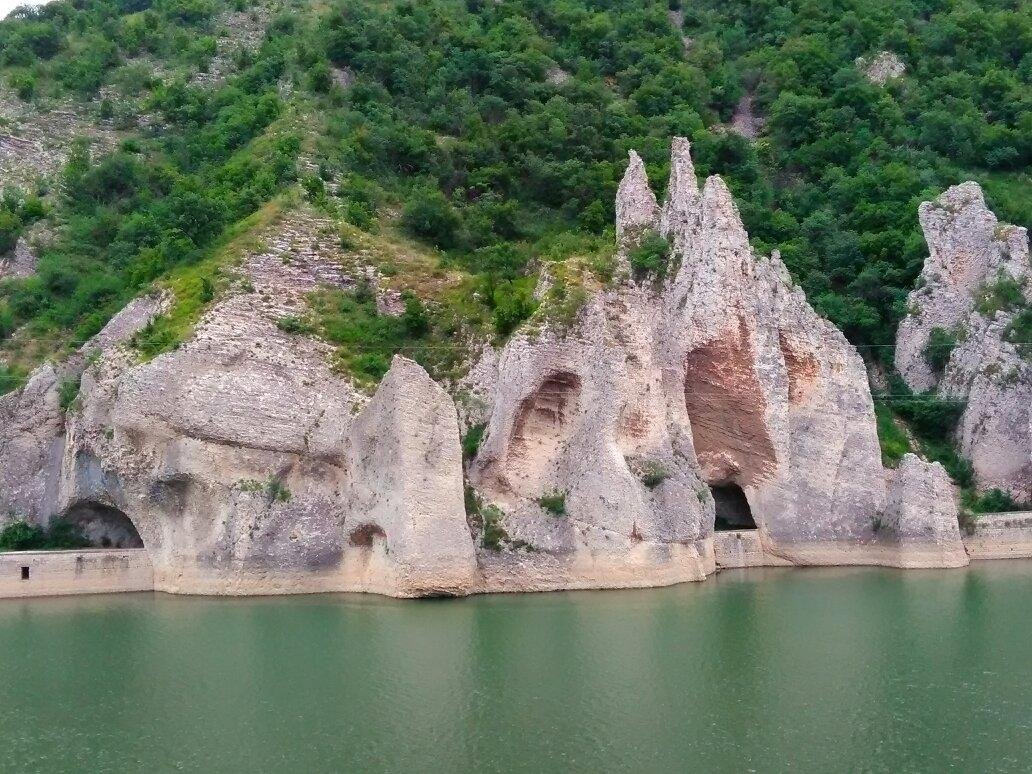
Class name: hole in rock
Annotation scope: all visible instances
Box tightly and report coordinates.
[348,523,386,547]
[63,503,144,549]
[711,484,756,531]
[21,566,29,580]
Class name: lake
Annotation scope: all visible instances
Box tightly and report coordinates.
[1,563,1030,772]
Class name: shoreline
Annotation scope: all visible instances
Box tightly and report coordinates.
[3,513,1030,600]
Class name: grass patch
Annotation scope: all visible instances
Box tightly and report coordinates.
[537,490,567,517]
[462,423,486,461]
[133,198,289,361]
[874,401,911,467]
[639,461,670,489]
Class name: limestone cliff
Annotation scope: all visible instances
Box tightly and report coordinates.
[467,138,965,583]
[895,183,1031,501]
[1,142,971,597]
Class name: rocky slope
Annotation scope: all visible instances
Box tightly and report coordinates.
[0,139,971,596]
[895,183,1031,501]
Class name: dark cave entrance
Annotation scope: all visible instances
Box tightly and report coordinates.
[63,502,144,549]
[710,484,757,531]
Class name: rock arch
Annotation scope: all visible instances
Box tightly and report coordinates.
[61,500,144,549]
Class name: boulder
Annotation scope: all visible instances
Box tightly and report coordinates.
[882,454,968,567]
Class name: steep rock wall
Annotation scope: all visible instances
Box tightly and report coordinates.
[468,138,960,579]
[895,183,1031,500]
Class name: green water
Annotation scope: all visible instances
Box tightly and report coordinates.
[1,564,1031,773]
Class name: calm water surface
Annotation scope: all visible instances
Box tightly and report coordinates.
[1,563,1031,772]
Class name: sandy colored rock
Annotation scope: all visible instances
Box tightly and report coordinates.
[896,182,1031,500]
[882,454,968,567]
[856,51,905,84]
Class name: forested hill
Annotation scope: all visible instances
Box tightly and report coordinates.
[0,0,1029,390]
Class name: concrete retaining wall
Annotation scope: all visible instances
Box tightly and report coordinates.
[0,549,154,598]
[963,511,1032,560]
[712,530,793,569]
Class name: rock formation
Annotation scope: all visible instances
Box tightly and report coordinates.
[0,238,37,281]
[895,183,1031,500]
[1,142,972,597]
[882,454,968,567]
[0,294,167,527]
[856,51,906,84]
[467,137,964,585]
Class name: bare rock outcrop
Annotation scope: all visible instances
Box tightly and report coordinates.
[344,356,477,596]
[882,454,968,567]
[895,183,1031,500]
[2,147,977,598]
[468,138,954,583]
[0,238,37,281]
[856,51,905,84]
[0,294,167,525]
[40,211,478,595]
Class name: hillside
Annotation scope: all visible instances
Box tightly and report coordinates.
[0,0,1029,518]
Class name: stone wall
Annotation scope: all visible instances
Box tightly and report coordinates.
[963,512,1032,560]
[0,549,153,598]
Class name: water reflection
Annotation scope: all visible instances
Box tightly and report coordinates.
[0,563,1030,771]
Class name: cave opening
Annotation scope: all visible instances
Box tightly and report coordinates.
[63,503,144,549]
[711,484,756,531]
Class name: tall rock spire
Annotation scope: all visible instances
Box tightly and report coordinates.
[660,137,700,242]
[615,150,660,240]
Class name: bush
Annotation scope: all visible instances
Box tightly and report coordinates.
[963,488,1031,514]
[481,504,508,551]
[537,491,567,517]
[58,377,81,411]
[490,280,536,338]
[976,275,1024,317]
[923,327,957,374]
[0,210,22,255]
[462,423,486,461]
[627,230,671,282]
[874,402,910,467]
[401,188,461,249]
[639,461,670,489]
[1004,307,1032,360]
[0,519,89,550]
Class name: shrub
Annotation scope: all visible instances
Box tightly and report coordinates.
[963,488,1031,514]
[462,423,486,461]
[490,280,537,338]
[639,461,670,489]
[266,478,291,503]
[975,275,1024,317]
[537,491,567,517]
[276,315,314,335]
[0,210,22,255]
[874,402,910,467]
[1004,307,1032,360]
[481,504,508,550]
[627,230,671,282]
[58,377,81,411]
[0,519,89,550]
[401,188,461,249]
[923,326,957,374]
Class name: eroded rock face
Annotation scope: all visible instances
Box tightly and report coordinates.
[3,149,977,597]
[882,454,968,567]
[0,293,167,525]
[468,138,949,582]
[47,212,478,595]
[344,356,477,596]
[856,51,905,84]
[0,238,37,281]
[896,183,1031,500]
